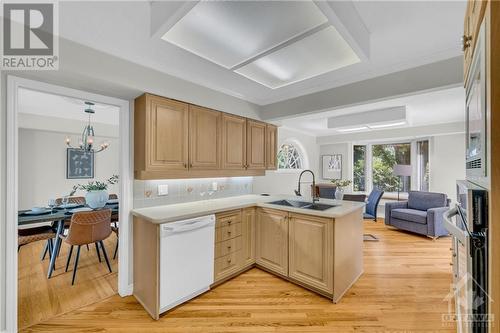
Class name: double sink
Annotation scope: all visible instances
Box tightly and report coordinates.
[266,199,337,211]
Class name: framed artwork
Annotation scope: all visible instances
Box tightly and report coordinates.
[66,148,94,179]
[322,154,342,180]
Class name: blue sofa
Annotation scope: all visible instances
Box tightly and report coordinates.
[385,191,450,238]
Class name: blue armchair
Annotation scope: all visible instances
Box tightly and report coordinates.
[385,191,450,238]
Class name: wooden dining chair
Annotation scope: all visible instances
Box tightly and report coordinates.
[61,209,113,285]
[108,194,119,260]
[55,196,86,206]
[18,226,56,256]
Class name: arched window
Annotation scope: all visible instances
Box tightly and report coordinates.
[277,143,304,170]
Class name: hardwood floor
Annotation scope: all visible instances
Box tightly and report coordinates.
[20,220,455,332]
[18,234,118,330]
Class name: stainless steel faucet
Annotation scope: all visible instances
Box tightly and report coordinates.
[294,169,319,203]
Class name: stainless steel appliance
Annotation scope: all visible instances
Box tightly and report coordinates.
[465,22,487,184]
[444,180,488,333]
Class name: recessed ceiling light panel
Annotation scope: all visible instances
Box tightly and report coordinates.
[161,1,328,69]
[235,26,360,89]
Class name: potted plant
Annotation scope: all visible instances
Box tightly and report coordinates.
[71,175,119,209]
[330,179,352,200]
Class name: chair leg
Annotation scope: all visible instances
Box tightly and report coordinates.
[17,245,21,252]
[86,244,90,251]
[47,239,53,258]
[99,240,112,273]
[41,241,49,260]
[65,245,74,272]
[95,242,102,262]
[113,238,118,260]
[71,246,81,285]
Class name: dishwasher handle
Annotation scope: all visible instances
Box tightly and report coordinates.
[162,218,214,236]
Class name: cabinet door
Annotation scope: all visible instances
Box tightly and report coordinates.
[255,208,288,276]
[221,114,247,169]
[148,96,189,170]
[288,213,333,294]
[189,105,221,170]
[242,207,256,267]
[265,124,278,170]
[246,120,266,170]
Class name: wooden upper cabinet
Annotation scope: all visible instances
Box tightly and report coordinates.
[288,213,333,294]
[221,114,247,170]
[246,120,266,170]
[463,0,487,81]
[255,208,288,276]
[189,105,221,170]
[265,124,278,170]
[134,94,189,178]
[134,93,274,179]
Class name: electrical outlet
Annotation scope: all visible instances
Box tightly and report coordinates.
[211,182,218,191]
[158,184,169,196]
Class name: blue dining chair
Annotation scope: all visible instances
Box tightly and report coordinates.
[363,188,384,241]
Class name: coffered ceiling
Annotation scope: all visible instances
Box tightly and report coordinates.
[58,1,466,105]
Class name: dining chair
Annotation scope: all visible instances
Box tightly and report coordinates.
[343,189,384,242]
[18,226,56,256]
[55,196,90,252]
[108,194,119,259]
[61,209,113,285]
[55,196,86,206]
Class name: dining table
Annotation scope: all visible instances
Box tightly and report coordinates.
[18,202,119,279]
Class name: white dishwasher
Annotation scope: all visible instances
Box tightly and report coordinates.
[159,214,215,313]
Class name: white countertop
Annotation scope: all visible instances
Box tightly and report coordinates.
[131,194,365,224]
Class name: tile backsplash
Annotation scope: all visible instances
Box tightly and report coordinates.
[133,177,253,208]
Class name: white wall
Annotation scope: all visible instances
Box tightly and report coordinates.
[18,128,119,210]
[253,127,319,198]
[430,133,466,201]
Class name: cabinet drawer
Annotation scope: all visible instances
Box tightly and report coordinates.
[216,210,242,228]
[216,222,242,242]
[214,250,242,281]
[215,236,242,258]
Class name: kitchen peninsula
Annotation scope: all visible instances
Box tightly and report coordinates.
[132,194,364,319]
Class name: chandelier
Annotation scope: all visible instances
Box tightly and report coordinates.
[65,101,109,153]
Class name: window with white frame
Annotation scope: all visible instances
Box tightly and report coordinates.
[277,143,304,170]
[352,139,430,194]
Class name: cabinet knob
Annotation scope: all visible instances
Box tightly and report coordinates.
[227,245,231,250]
[461,35,472,51]
[183,163,187,168]
[189,163,193,168]
[227,220,232,225]
[227,258,232,263]
[227,231,231,235]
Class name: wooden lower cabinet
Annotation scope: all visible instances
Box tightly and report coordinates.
[214,210,244,282]
[288,213,333,294]
[255,208,289,276]
[241,207,256,267]
[214,250,243,282]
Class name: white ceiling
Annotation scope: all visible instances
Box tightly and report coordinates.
[18,88,120,125]
[278,86,465,137]
[57,1,466,105]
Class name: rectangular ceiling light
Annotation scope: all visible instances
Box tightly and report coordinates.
[161,1,328,69]
[327,106,407,129]
[235,26,360,89]
[337,126,369,133]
